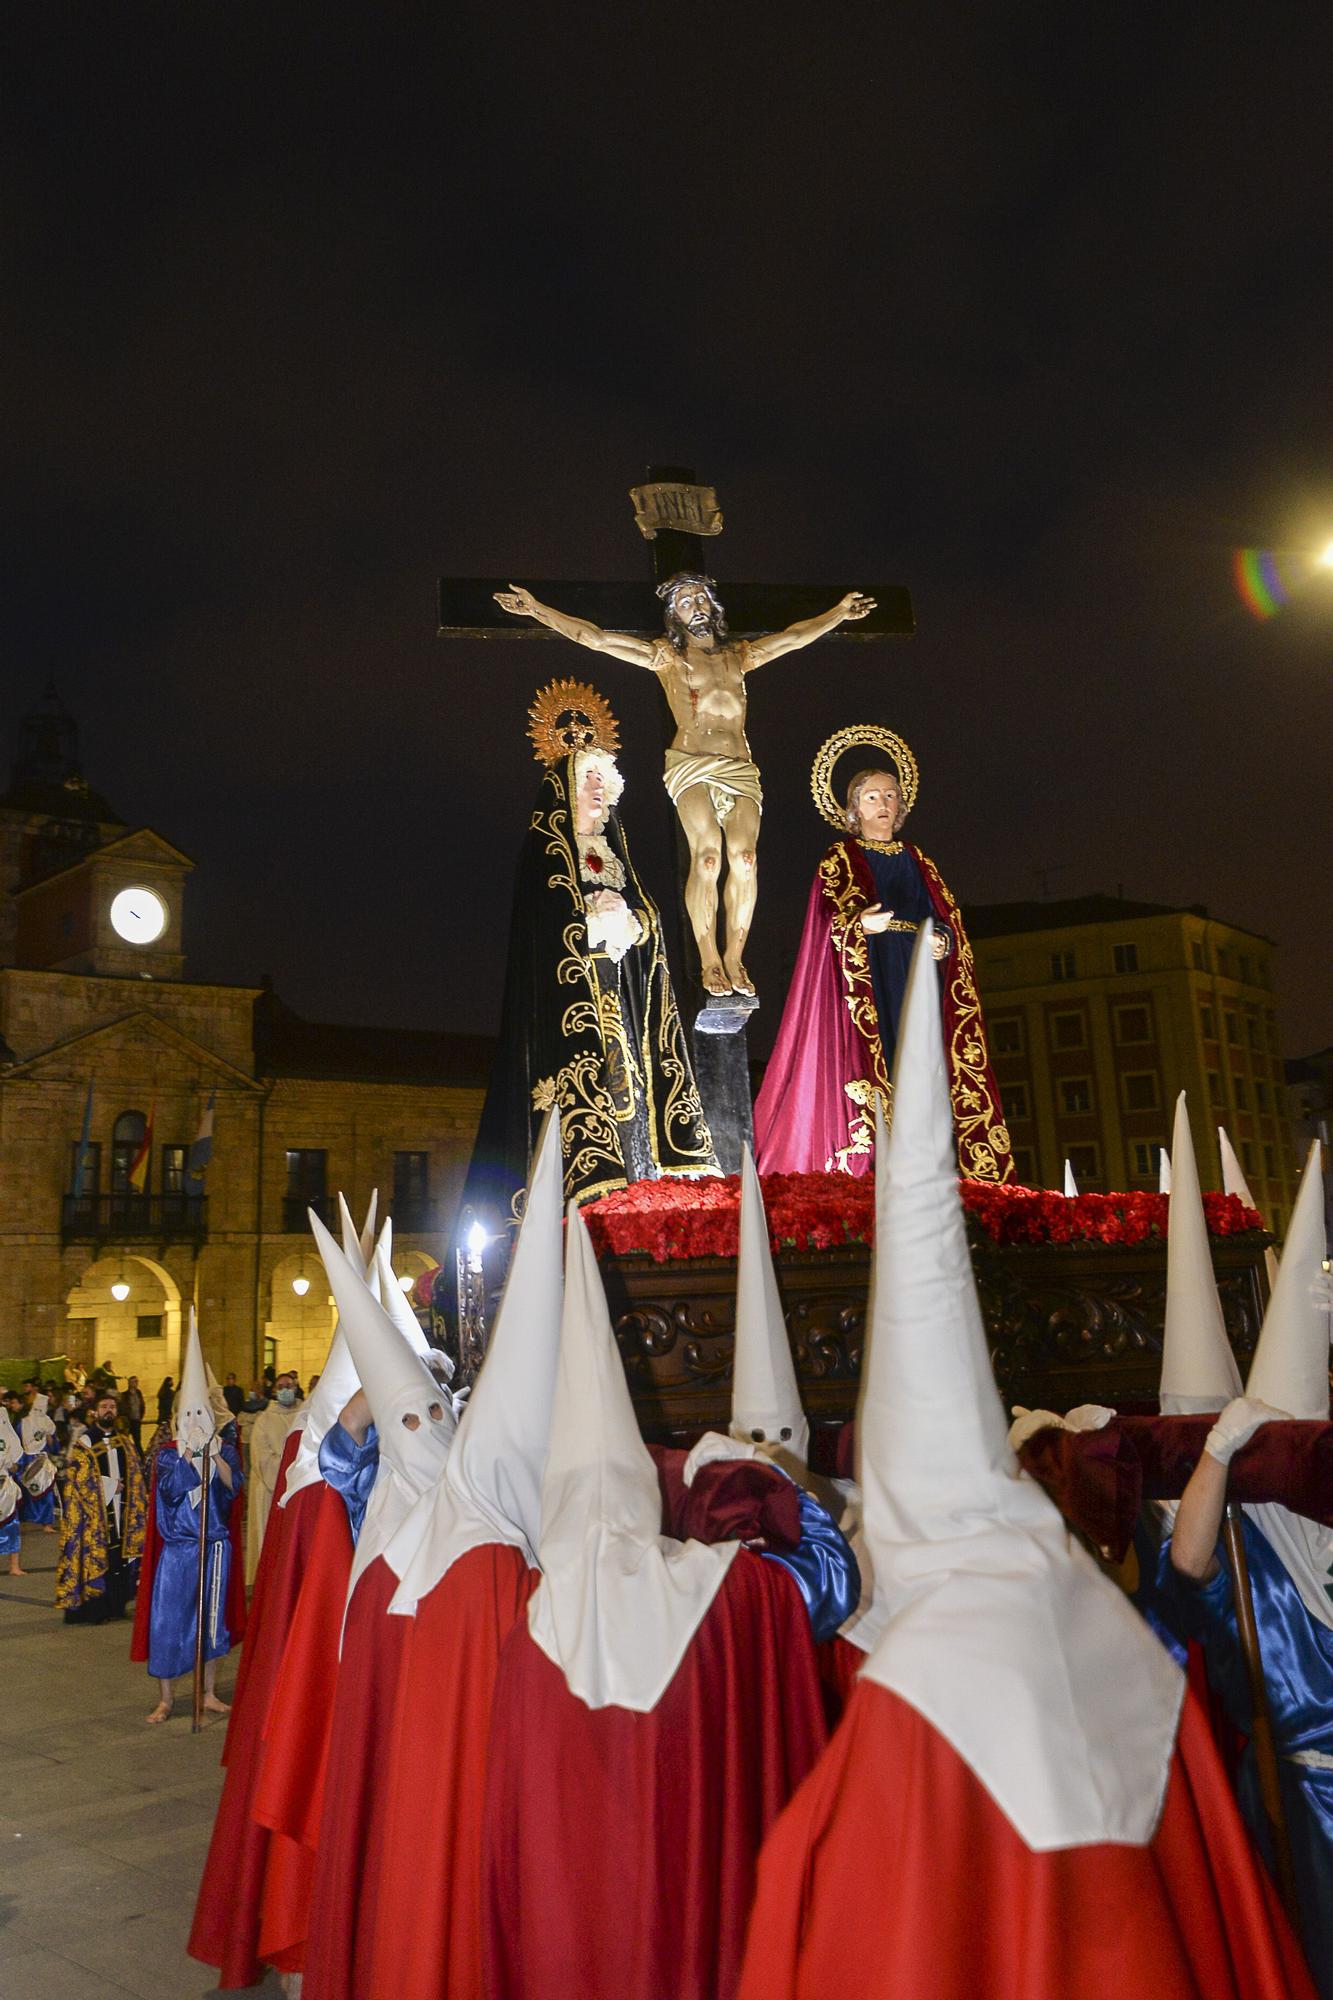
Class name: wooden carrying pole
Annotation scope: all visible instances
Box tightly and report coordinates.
[1221,1502,1301,1928]
[191,1442,211,1734]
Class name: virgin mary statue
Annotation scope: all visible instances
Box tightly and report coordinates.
[754,726,1011,1182]
[460,680,716,1234]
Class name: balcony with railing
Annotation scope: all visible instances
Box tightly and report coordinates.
[61,1193,209,1247]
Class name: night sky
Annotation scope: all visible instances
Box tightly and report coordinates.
[7,8,1332,1056]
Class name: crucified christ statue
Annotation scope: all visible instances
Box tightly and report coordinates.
[494,574,875,998]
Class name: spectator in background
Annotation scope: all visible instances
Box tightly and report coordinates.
[156,1376,175,1426]
[120,1375,146,1455]
[222,1372,245,1419]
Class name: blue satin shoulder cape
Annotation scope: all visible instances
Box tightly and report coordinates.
[760,1486,861,1644]
[319,1422,379,1544]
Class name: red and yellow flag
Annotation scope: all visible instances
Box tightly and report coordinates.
[127,1096,155,1193]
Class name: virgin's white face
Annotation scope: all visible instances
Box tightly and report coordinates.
[575,762,606,835]
[854,772,904,842]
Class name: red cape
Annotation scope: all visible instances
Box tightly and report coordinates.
[130,1439,247,1666]
[188,1429,322,1987]
[302,1542,537,2000]
[482,1550,829,2000]
[249,1479,354,1965]
[737,1680,1315,2000]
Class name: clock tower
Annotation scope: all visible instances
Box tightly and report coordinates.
[0,688,192,980]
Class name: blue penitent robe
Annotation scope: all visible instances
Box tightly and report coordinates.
[761,1487,860,1643]
[147,1440,244,1681]
[318,1423,379,1543]
[1149,1514,1333,1999]
[0,1472,20,1556]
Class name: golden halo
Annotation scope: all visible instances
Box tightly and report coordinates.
[810,725,919,830]
[527,679,621,767]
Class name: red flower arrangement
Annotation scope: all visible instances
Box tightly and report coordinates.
[580,1173,1264,1265]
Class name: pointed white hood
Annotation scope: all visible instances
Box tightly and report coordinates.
[0,1409,21,1478]
[855,922,1183,1850]
[1219,1125,1281,1292]
[387,1110,565,1614]
[527,1205,736,1712]
[175,1308,217,1459]
[729,1145,810,1463]
[310,1210,456,1607]
[1241,1141,1333,1631]
[1160,1093,1243,1415]
[21,1394,54,1456]
[1063,1159,1079,1198]
[281,1197,380,1508]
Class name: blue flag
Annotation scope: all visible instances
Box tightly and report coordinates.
[186,1090,215,1191]
[71,1082,94,1198]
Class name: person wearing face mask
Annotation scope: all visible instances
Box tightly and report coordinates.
[456,682,714,1244]
[754,727,1011,1183]
[56,1390,148,1622]
[245,1372,300,1583]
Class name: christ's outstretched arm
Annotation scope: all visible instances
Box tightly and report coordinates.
[746,592,876,669]
[494,585,658,667]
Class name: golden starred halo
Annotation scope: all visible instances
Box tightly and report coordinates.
[810,724,920,829]
[527,679,621,767]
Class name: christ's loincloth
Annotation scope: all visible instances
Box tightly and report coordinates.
[663,750,763,825]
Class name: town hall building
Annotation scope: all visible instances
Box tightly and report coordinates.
[0,689,490,1391]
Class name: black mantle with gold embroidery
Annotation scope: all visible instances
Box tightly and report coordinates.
[459,756,714,1230]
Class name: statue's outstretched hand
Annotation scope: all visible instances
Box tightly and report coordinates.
[838,591,876,620]
[861,903,895,935]
[494,585,540,618]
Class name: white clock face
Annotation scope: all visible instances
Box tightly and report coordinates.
[109,886,168,945]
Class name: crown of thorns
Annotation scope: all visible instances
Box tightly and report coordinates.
[527,679,621,766]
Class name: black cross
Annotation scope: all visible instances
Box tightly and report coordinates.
[436,463,915,642]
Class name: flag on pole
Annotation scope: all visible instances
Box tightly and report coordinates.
[186,1090,215,1192]
[128,1097,155,1194]
[71,1082,95,1197]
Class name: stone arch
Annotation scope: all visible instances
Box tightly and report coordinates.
[65,1252,183,1389]
[267,1251,337,1389]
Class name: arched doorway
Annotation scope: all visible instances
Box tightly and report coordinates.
[267,1252,337,1390]
[65,1253,183,1389]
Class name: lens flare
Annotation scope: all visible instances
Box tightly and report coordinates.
[1232,548,1290,620]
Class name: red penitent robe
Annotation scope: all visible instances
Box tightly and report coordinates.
[248,1479,355,1966]
[189,1428,319,1987]
[482,1550,829,2000]
[300,1542,538,2000]
[737,1680,1316,2000]
[298,1556,410,2000]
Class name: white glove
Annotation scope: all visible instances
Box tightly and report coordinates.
[682,1430,757,1487]
[1204,1396,1288,1466]
[1007,1407,1066,1451]
[1063,1404,1116,1433]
